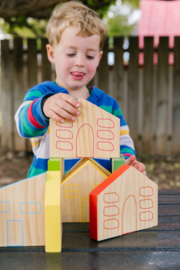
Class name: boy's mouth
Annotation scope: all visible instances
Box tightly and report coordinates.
[71,72,85,80]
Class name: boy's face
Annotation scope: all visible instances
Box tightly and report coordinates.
[47,26,103,95]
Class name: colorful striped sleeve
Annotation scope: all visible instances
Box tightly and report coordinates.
[14,89,52,138]
[112,102,136,158]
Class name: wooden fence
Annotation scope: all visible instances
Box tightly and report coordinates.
[1,36,180,155]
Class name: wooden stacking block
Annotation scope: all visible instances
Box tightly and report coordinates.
[61,158,110,222]
[112,154,126,172]
[48,157,64,181]
[0,173,46,247]
[90,165,158,241]
[50,98,120,158]
[45,171,61,252]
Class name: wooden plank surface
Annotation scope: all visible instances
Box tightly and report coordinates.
[128,37,139,149]
[142,37,154,154]
[156,37,169,154]
[1,40,13,151]
[0,190,180,269]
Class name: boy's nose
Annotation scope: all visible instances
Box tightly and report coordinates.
[75,56,85,67]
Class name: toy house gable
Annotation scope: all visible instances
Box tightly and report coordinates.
[61,159,110,222]
[0,173,46,247]
[50,98,120,158]
[90,165,158,241]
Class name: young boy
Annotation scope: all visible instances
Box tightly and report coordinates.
[15,1,146,177]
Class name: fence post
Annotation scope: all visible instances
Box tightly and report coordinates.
[41,38,51,82]
[172,37,180,154]
[142,37,154,154]
[1,40,13,151]
[128,37,139,150]
[13,38,26,152]
[156,37,169,155]
[114,37,124,112]
[98,39,109,94]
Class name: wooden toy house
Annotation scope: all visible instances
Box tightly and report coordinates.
[61,158,111,222]
[50,98,120,158]
[90,165,158,241]
[0,173,46,247]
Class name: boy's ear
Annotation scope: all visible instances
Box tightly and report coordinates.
[98,51,103,63]
[46,44,55,64]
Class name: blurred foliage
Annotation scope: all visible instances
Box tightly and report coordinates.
[0,0,140,39]
[106,14,133,37]
[122,0,139,8]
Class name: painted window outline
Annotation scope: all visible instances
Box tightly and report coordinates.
[103,205,119,217]
[56,141,73,151]
[139,211,153,221]
[139,186,154,197]
[139,199,153,209]
[97,130,114,140]
[64,184,79,198]
[103,218,119,230]
[103,192,119,204]
[97,118,114,128]
[56,129,73,139]
[56,121,73,128]
[97,141,114,151]
[0,201,10,213]
[20,202,41,214]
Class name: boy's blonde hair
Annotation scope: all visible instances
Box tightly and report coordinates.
[46,1,107,50]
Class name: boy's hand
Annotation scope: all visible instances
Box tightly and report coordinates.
[43,93,80,123]
[125,155,146,175]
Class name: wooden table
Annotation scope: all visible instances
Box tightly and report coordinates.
[0,190,180,270]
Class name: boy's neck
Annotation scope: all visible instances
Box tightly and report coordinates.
[55,80,90,99]
[68,86,90,100]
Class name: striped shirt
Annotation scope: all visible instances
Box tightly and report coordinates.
[15,81,135,177]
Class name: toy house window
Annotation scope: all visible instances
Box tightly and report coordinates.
[64,184,79,198]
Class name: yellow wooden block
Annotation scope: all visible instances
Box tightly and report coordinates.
[45,171,61,252]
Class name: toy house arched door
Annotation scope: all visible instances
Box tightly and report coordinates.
[76,124,94,158]
[121,195,137,235]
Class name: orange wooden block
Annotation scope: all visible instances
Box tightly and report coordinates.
[90,165,158,241]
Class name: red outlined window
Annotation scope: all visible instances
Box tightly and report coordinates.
[97,118,114,128]
[56,129,73,139]
[139,186,154,197]
[97,130,114,140]
[139,211,153,221]
[139,199,153,209]
[103,192,119,204]
[103,205,119,217]
[104,218,119,230]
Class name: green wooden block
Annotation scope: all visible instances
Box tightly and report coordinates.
[48,158,62,171]
[112,154,126,172]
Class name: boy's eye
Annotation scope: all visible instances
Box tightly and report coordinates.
[67,53,75,57]
[86,55,94,60]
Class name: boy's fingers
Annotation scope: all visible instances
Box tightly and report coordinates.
[58,99,80,116]
[126,155,136,165]
[59,93,80,108]
[48,110,65,123]
[53,105,76,122]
